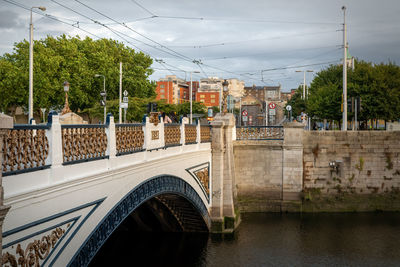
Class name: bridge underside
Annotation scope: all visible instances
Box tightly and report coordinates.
[69,176,210,267]
[89,193,208,266]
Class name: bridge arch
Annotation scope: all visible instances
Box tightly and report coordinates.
[69,175,210,267]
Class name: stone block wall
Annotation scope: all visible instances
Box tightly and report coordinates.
[234,140,284,200]
[303,131,400,194]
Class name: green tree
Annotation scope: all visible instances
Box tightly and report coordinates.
[0,35,155,117]
[303,60,400,125]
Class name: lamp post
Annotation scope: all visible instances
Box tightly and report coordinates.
[28,6,46,123]
[61,81,72,115]
[95,74,106,123]
[295,70,313,99]
[189,71,200,124]
[222,79,229,114]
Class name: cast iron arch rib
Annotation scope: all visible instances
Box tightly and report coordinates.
[68,175,210,267]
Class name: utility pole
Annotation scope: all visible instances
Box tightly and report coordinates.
[342,6,348,131]
[119,62,122,124]
[29,6,46,123]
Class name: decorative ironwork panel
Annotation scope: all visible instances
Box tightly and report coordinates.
[116,124,144,155]
[164,124,181,147]
[2,225,69,267]
[151,130,159,140]
[2,128,49,174]
[200,125,211,143]
[185,125,197,144]
[194,168,210,196]
[62,126,107,163]
[236,126,284,140]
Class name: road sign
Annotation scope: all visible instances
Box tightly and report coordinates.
[120,102,128,109]
[286,105,292,111]
[242,110,248,116]
[269,109,276,115]
[123,90,128,97]
[268,102,276,109]
[123,96,129,103]
[242,116,248,122]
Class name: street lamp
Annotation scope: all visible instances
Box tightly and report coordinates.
[28,6,46,123]
[189,71,200,124]
[295,70,313,99]
[61,81,72,115]
[222,79,229,114]
[95,74,106,123]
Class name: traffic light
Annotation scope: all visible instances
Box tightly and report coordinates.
[147,102,158,113]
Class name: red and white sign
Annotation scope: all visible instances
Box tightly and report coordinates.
[268,102,276,109]
[242,110,248,116]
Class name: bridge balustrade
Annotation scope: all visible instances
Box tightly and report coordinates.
[61,125,108,164]
[164,123,181,147]
[236,126,284,140]
[1,113,212,177]
[185,124,197,144]
[115,123,145,156]
[2,124,50,176]
[200,125,212,143]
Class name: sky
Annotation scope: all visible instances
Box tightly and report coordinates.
[1,0,399,92]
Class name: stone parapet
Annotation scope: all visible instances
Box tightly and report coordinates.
[0,114,13,264]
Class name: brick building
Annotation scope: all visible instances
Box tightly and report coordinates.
[156,75,189,104]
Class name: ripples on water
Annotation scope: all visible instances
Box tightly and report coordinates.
[90,213,400,267]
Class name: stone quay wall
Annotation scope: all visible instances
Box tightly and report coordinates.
[233,129,400,212]
[234,140,284,201]
[303,131,400,194]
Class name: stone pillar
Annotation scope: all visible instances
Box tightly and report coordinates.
[0,114,13,264]
[210,113,238,232]
[106,114,116,159]
[282,122,304,200]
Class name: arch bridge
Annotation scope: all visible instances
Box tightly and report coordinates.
[0,113,216,266]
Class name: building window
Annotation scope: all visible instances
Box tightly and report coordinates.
[200,94,205,98]
[211,94,216,98]
[200,99,205,103]
[160,85,165,88]
[160,89,165,93]
[211,99,215,103]
[160,94,165,99]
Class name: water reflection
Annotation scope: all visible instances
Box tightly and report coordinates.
[90,213,400,267]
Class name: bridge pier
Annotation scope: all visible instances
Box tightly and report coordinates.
[210,113,239,233]
[0,114,12,264]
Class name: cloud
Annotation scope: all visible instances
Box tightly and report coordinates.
[1,0,399,90]
[0,9,24,29]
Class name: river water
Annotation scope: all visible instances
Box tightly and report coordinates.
[90,212,400,266]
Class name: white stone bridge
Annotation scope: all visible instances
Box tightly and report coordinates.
[0,112,300,266]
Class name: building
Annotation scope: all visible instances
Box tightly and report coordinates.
[227,78,245,98]
[156,75,189,104]
[242,85,285,126]
[186,81,199,102]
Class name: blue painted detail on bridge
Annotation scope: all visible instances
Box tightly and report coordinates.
[68,175,210,267]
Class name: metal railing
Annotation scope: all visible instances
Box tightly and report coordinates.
[115,123,144,156]
[61,124,108,165]
[185,124,197,144]
[164,123,181,147]
[236,126,284,140]
[200,125,211,143]
[2,125,50,176]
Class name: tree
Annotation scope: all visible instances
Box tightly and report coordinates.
[0,35,155,117]
[302,60,400,124]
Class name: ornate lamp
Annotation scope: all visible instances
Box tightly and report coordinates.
[61,81,72,115]
[222,79,229,114]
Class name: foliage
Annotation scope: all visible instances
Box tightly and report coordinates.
[0,35,155,117]
[84,98,207,123]
[286,86,306,118]
[294,60,400,123]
